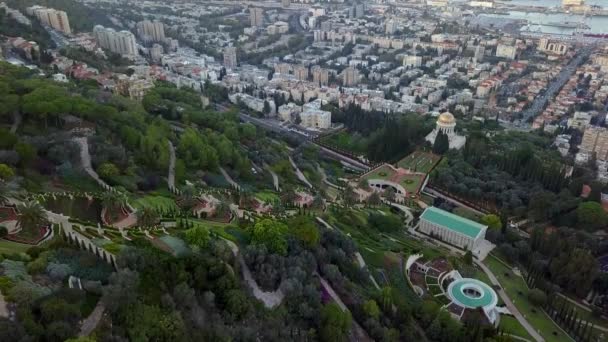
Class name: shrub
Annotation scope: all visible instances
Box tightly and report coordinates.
[0,276,15,293]
[528,288,547,307]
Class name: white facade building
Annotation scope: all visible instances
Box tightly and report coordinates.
[419,207,487,251]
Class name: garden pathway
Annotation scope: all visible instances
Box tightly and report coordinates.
[73,137,112,191]
[219,167,240,191]
[355,252,381,290]
[79,302,105,337]
[222,239,284,308]
[475,260,545,342]
[319,276,372,341]
[0,291,8,318]
[383,201,414,226]
[167,141,176,192]
[289,156,312,188]
[10,112,21,134]
[265,164,280,191]
[316,164,342,190]
[315,217,334,230]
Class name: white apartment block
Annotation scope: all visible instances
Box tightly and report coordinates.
[93,25,137,57]
[403,55,423,68]
[137,20,165,43]
[27,6,71,35]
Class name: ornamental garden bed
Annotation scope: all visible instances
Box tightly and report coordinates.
[4,224,51,245]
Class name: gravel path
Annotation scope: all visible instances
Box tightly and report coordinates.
[167,141,176,191]
[73,137,112,191]
[266,164,280,191]
[10,112,21,134]
[0,291,8,318]
[222,239,284,308]
[220,167,240,190]
[319,277,372,341]
[289,156,312,188]
[79,302,105,337]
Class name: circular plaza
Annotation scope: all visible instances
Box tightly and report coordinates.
[447,278,498,310]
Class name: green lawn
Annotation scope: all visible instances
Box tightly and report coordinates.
[363,165,424,194]
[133,195,179,212]
[0,239,31,255]
[499,315,534,341]
[396,151,440,174]
[484,255,573,342]
[255,191,280,203]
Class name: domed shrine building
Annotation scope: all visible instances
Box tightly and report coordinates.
[425,112,467,150]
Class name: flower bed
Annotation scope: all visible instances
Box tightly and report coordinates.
[0,206,17,223]
[4,224,52,245]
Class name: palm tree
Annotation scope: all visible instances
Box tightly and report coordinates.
[17,201,47,232]
[179,185,197,211]
[100,191,127,212]
[137,207,159,229]
[215,201,231,218]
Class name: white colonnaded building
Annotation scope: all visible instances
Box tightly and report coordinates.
[425,112,467,150]
[418,207,487,251]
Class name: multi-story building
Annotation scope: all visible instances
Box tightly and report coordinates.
[223,47,238,70]
[282,0,290,7]
[538,38,568,56]
[474,45,485,62]
[580,126,608,161]
[342,67,359,87]
[128,78,155,101]
[312,66,329,86]
[426,0,449,7]
[419,207,487,251]
[93,25,137,57]
[27,6,71,35]
[349,3,365,18]
[385,19,397,35]
[150,44,163,63]
[496,44,517,60]
[294,65,309,81]
[592,54,608,71]
[267,21,289,35]
[403,55,423,68]
[563,0,584,7]
[275,63,292,75]
[250,8,264,27]
[136,20,165,43]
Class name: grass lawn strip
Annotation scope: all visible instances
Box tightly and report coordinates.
[484,255,572,342]
[133,195,179,212]
[499,315,534,341]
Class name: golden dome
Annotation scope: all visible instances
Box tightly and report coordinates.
[438,112,455,124]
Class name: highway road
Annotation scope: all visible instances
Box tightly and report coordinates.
[236,111,370,171]
[519,45,595,125]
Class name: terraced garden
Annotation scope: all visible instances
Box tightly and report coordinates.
[396,151,441,174]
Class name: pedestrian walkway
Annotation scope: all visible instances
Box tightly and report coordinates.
[475,260,544,342]
[73,137,112,191]
[289,156,312,188]
[79,302,105,337]
[167,141,177,192]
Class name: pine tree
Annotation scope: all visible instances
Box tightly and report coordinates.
[432,130,450,154]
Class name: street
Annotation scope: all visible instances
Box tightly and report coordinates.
[519,45,595,125]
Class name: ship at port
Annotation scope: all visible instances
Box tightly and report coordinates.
[543,21,589,29]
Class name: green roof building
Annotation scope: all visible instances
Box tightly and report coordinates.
[419,207,487,251]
